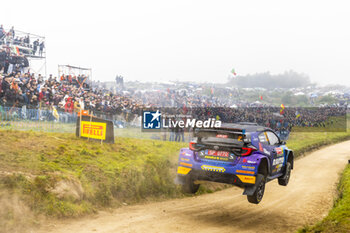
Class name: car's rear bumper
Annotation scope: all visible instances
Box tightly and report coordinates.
[176,167,256,187]
[177,148,260,185]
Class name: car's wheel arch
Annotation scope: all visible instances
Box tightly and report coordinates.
[258,157,269,177]
[286,150,294,169]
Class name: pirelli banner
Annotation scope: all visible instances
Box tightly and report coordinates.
[76,115,115,143]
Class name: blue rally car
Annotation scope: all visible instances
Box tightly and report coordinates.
[175,123,294,204]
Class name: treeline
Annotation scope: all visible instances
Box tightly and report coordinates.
[228,70,311,89]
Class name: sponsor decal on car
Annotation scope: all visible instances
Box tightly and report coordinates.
[273,157,284,166]
[241,165,256,170]
[259,134,267,142]
[181,152,192,157]
[236,175,256,184]
[275,147,284,157]
[247,160,257,164]
[177,166,192,175]
[203,155,230,161]
[272,164,283,173]
[201,165,226,173]
[216,134,228,138]
[236,170,255,175]
[180,158,190,162]
[179,162,192,167]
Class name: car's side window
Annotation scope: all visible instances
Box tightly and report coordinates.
[258,132,269,145]
[266,131,279,146]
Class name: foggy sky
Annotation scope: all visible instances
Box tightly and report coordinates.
[2,0,350,86]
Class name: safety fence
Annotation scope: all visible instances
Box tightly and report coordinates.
[0,105,76,133]
[0,105,291,142]
[0,106,192,141]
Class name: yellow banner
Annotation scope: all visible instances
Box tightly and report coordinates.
[80,121,107,140]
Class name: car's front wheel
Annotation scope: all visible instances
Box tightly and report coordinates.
[278,162,291,186]
[247,174,266,204]
[181,174,200,194]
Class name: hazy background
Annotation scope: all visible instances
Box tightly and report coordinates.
[2,0,349,85]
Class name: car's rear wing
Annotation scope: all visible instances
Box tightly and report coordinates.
[193,128,251,142]
[193,128,245,138]
[191,128,253,152]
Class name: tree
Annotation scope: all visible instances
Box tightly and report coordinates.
[228,70,310,89]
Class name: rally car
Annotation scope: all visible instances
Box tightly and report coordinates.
[175,123,293,204]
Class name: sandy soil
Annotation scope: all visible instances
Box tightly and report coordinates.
[36,141,350,233]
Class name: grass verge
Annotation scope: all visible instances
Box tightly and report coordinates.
[288,131,350,158]
[298,164,350,233]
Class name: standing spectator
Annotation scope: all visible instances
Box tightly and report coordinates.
[33,39,39,55]
[74,98,81,113]
[0,49,6,71]
[0,75,3,98]
[9,26,15,38]
[39,41,45,57]
[25,34,30,47]
[0,25,5,44]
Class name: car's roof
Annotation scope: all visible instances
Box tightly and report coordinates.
[216,123,269,132]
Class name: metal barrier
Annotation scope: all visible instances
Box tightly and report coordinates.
[0,106,145,136]
[0,105,77,133]
[0,106,198,143]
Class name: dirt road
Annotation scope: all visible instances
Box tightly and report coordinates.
[38,141,350,233]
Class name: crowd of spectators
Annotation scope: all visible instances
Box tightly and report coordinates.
[190,106,345,130]
[0,70,147,124]
[0,48,29,74]
[0,69,345,133]
[1,25,45,57]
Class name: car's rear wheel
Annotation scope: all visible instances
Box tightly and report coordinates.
[181,174,200,194]
[278,162,291,186]
[247,174,265,204]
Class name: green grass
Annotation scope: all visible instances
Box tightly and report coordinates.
[288,131,350,158]
[0,130,188,218]
[298,165,350,233]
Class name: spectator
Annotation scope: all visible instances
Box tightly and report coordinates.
[39,41,44,56]
[33,39,39,55]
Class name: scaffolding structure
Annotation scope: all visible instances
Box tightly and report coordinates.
[58,64,92,89]
[0,27,46,77]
